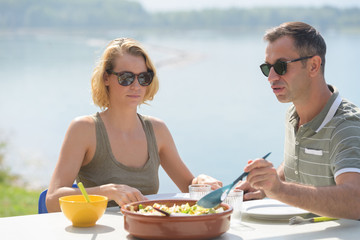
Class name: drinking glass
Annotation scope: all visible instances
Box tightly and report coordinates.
[224,189,243,219]
[189,184,211,200]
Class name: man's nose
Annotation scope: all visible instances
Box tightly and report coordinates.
[267,67,279,83]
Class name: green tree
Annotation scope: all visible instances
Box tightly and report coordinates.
[0,139,40,217]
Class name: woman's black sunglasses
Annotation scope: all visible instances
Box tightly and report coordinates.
[260,56,313,77]
[107,70,154,86]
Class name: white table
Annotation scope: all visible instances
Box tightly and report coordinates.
[1,194,359,240]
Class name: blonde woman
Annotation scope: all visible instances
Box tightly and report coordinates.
[46,38,221,212]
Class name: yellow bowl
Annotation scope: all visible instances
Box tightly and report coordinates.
[59,195,108,227]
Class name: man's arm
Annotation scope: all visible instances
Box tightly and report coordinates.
[245,159,360,219]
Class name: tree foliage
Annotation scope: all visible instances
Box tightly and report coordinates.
[0,0,149,29]
[0,1,360,33]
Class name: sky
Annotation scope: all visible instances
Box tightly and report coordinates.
[133,0,360,12]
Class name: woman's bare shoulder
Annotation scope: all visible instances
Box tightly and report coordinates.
[67,115,96,134]
[143,115,173,145]
[144,115,167,130]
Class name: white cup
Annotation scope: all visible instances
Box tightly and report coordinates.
[188,184,211,200]
[224,189,243,219]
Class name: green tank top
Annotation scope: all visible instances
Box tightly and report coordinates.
[76,112,160,206]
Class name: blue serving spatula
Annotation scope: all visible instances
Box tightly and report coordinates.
[197,152,271,208]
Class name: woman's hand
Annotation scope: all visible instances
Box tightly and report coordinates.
[192,174,223,190]
[99,184,147,206]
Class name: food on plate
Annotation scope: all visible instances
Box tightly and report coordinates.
[131,202,224,216]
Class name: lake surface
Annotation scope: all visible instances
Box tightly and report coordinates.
[1,30,359,192]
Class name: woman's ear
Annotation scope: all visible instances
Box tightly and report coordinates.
[104,71,110,86]
[308,55,322,77]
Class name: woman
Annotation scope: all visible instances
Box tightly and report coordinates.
[46,38,222,212]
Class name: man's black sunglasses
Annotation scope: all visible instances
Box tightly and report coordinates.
[107,70,154,86]
[260,56,313,77]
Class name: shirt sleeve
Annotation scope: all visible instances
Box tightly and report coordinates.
[330,120,360,178]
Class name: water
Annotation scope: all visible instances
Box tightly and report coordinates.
[1,30,359,192]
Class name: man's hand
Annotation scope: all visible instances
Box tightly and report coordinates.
[235,181,266,200]
[242,157,282,199]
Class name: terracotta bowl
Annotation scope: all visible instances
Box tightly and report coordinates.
[121,199,233,240]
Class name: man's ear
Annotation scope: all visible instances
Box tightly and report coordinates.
[308,55,322,77]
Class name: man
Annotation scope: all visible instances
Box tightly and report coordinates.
[240,22,360,219]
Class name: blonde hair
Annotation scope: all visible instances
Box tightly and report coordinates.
[91,38,159,109]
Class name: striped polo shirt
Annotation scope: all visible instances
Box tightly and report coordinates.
[283,85,360,186]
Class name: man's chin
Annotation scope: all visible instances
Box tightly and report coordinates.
[275,96,291,103]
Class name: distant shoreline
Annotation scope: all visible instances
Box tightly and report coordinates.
[2,3,360,35]
[2,26,360,38]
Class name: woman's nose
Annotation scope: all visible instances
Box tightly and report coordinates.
[130,77,141,89]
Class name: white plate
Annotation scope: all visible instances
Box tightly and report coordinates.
[242,199,309,220]
[145,193,190,200]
